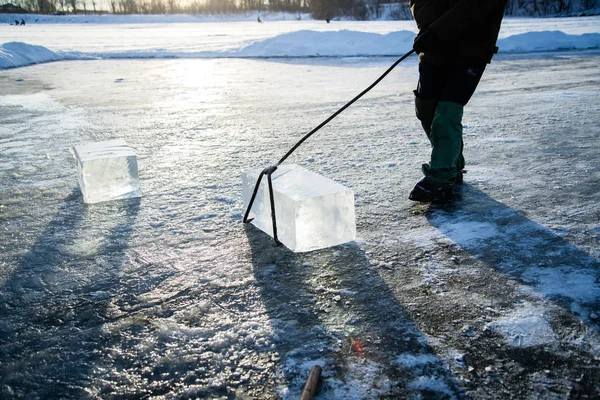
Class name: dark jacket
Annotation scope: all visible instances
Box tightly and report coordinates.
[410,0,507,65]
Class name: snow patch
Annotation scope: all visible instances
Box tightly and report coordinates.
[277,357,328,399]
[407,376,456,398]
[400,226,443,250]
[395,352,440,368]
[431,219,500,247]
[0,92,65,112]
[325,359,390,399]
[522,266,600,305]
[486,304,558,348]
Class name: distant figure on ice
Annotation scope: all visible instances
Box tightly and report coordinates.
[408,0,508,202]
[325,15,331,23]
[21,19,25,25]
[257,16,262,23]
[14,20,20,26]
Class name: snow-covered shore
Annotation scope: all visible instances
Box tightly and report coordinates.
[0,12,312,24]
[1,30,599,69]
[1,16,599,69]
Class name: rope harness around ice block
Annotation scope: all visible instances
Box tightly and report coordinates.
[243,49,416,244]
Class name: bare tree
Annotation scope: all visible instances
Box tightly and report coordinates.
[559,0,571,13]
[582,0,596,10]
[35,0,56,12]
[149,0,166,13]
[167,0,180,13]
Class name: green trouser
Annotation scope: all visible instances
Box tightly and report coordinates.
[414,60,485,184]
[416,98,465,184]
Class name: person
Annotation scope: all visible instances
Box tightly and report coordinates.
[21,19,25,25]
[257,16,262,23]
[408,0,508,202]
[14,20,20,26]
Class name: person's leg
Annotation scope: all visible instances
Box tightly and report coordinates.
[409,63,486,202]
[440,64,486,174]
[414,60,446,140]
[422,64,486,184]
[421,100,464,183]
[410,61,454,202]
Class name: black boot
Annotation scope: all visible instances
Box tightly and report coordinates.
[455,169,464,185]
[409,177,454,202]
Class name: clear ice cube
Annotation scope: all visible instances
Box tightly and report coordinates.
[73,139,141,204]
[242,164,356,252]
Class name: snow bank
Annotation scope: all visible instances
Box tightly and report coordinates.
[235,30,414,57]
[2,29,600,69]
[0,42,64,69]
[497,30,600,52]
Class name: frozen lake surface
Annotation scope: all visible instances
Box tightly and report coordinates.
[1,19,600,399]
[1,16,599,53]
[1,16,600,68]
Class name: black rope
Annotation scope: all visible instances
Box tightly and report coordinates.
[266,170,280,245]
[276,49,415,167]
[243,49,416,243]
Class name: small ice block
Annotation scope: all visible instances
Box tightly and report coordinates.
[73,139,141,204]
[242,164,356,252]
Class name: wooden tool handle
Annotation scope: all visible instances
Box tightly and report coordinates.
[300,365,322,400]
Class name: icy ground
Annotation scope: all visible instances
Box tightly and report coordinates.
[1,42,600,400]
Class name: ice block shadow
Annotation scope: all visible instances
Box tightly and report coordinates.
[0,189,140,399]
[425,185,600,325]
[244,224,463,398]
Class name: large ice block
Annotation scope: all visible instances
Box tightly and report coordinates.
[242,164,356,252]
[73,139,141,204]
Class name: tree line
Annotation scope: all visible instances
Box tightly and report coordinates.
[505,0,599,15]
[3,0,599,18]
[5,0,308,14]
